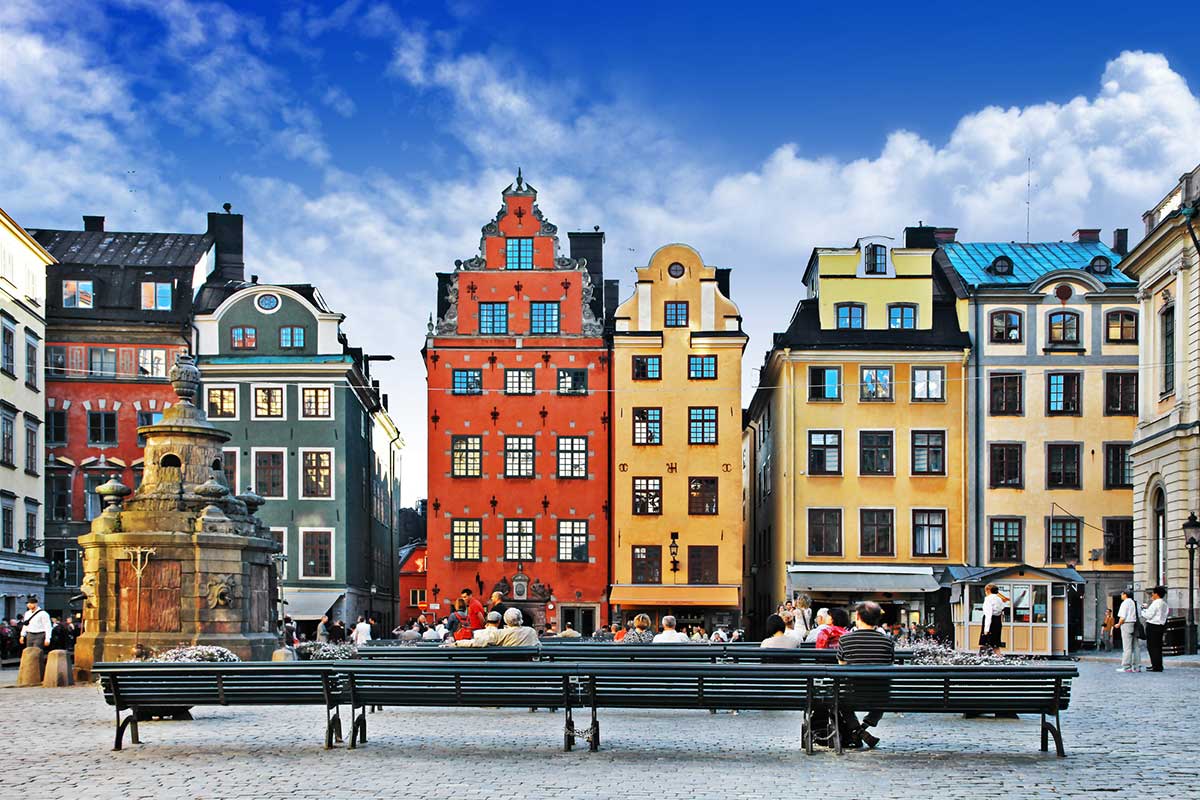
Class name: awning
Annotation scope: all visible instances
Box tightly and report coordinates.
[787,565,941,594]
[608,585,740,608]
[282,590,344,621]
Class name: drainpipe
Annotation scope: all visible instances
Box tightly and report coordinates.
[972,293,983,567]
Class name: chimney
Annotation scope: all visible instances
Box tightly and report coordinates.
[206,210,245,283]
[903,225,938,249]
[603,279,621,333]
[934,227,958,244]
[716,268,733,299]
[1112,228,1129,257]
[1072,228,1101,243]
[82,215,105,232]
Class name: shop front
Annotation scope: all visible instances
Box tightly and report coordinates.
[785,565,949,635]
[948,565,1081,656]
[609,584,741,634]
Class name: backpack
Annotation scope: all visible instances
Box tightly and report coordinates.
[452,612,473,640]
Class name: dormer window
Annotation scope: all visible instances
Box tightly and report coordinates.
[835,303,865,329]
[865,244,887,275]
[505,237,533,270]
[990,256,1013,276]
[1089,256,1111,274]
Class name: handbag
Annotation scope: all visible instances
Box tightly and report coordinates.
[1133,613,1147,641]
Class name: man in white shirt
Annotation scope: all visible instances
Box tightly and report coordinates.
[18,595,52,650]
[652,615,690,643]
[1115,589,1141,672]
[1142,586,1170,672]
[351,615,372,646]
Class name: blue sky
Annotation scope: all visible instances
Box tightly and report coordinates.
[3,1,1198,503]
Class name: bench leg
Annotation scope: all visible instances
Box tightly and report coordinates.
[1041,711,1065,757]
[113,710,135,752]
[349,706,367,749]
[325,707,344,750]
[802,706,814,756]
[588,703,599,752]
[563,706,574,752]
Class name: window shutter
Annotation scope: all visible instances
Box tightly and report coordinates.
[118,348,136,379]
[68,347,85,378]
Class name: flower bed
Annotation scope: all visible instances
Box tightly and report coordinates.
[906,640,1044,666]
[296,642,358,661]
[145,645,241,663]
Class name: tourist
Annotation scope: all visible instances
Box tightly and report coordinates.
[781,610,798,639]
[710,626,730,643]
[488,591,510,619]
[315,614,330,643]
[398,624,422,642]
[18,595,52,652]
[448,600,473,641]
[495,608,540,646]
[691,625,707,641]
[815,608,849,649]
[422,622,442,642]
[460,588,486,632]
[794,595,815,639]
[836,601,896,749]
[652,615,690,643]
[622,613,656,644]
[613,623,627,642]
[453,611,504,647]
[805,608,833,643]
[559,621,582,638]
[283,615,298,647]
[1116,589,1142,672]
[978,583,1009,655]
[760,614,799,648]
[1101,609,1115,652]
[351,615,372,646]
[49,617,72,651]
[332,619,348,643]
[1142,586,1170,672]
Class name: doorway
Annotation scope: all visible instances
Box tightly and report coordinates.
[558,605,597,636]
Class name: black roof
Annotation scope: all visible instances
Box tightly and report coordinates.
[29,229,213,268]
[193,281,332,315]
[773,299,971,351]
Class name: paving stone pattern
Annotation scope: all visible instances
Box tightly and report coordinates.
[0,661,1192,800]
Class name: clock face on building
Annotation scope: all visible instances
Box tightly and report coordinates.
[256,293,280,311]
[668,262,685,279]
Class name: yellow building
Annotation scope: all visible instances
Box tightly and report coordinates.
[609,244,747,630]
[745,228,970,637]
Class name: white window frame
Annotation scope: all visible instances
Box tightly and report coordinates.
[298,447,336,500]
[298,527,336,580]
[140,281,173,311]
[250,446,288,499]
[137,348,168,379]
[205,383,241,422]
[270,526,288,579]
[251,383,288,421]
[298,384,336,420]
[911,366,946,402]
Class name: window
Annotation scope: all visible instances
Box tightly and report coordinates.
[231,326,257,349]
[254,386,284,418]
[664,302,689,327]
[989,444,1023,488]
[451,519,482,560]
[46,346,66,378]
[135,411,162,447]
[222,449,239,493]
[451,436,482,478]
[84,474,105,520]
[632,545,661,584]
[1089,255,1112,274]
[301,450,333,498]
[859,431,893,475]
[911,431,945,475]
[557,368,587,395]
[1048,311,1080,345]
[478,302,508,335]
[990,256,1013,275]
[504,436,535,478]
[140,282,172,311]
[505,237,533,270]
[808,509,842,556]
[808,366,841,400]
[688,477,718,515]
[452,369,482,395]
[632,355,661,380]
[1046,373,1081,415]
[207,387,237,419]
[254,450,286,498]
[632,407,662,445]
[0,411,13,465]
[409,588,426,607]
[860,366,892,400]
[557,436,587,478]
[25,335,37,386]
[1105,443,1133,489]
[301,530,334,577]
[913,510,946,557]
[688,355,717,379]
[279,327,306,348]
[49,474,71,520]
[990,519,1023,562]
[301,387,332,418]
[911,367,945,401]
[1047,444,1081,489]
[1105,373,1137,415]
[1106,311,1137,343]
[888,304,916,329]
[88,347,116,378]
[1048,518,1081,563]
[256,294,280,312]
[836,303,865,329]
[557,520,589,562]
[860,509,894,556]
[505,369,534,395]
[47,410,67,445]
[688,407,718,444]
[49,548,81,588]
[1162,305,1175,395]
[0,323,11,375]
[504,519,535,560]
[990,311,1022,343]
[632,476,662,515]
[0,501,11,549]
[808,431,841,475]
[530,302,560,334]
[688,545,719,584]
[87,411,117,445]
[989,374,1022,415]
[1105,518,1134,564]
[62,280,94,308]
[133,349,165,379]
[865,244,887,274]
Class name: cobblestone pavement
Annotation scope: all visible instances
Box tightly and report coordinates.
[0,661,1193,800]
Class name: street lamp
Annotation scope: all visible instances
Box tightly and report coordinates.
[669,532,680,583]
[369,582,377,626]
[1184,512,1200,655]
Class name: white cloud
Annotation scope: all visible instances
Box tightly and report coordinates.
[321,86,356,118]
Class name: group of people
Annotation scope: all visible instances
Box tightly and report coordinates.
[0,596,80,661]
[1114,586,1171,673]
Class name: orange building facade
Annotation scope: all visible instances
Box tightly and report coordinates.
[422,174,611,634]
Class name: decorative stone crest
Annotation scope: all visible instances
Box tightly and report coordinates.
[205,574,237,609]
[436,281,460,334]
[80,573,98,609]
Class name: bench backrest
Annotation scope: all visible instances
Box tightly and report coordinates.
[829,665,1077,713]
[343,662,579,708]
[357,644,911,663]
[93,662,342,708]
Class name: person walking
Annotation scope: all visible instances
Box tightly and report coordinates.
[1116,589,1142,673]
[1142,586,1170,673]
[794,595,815,640]
[978,583,1009,655]
[1101,609,1115,652]
[351,615,372,646]
[316,614,330,643]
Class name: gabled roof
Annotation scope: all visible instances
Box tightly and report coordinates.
[939,240,1132,289]
[772,299,971,351]
[29,229,213,268]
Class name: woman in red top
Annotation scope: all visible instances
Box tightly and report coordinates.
[815,607,849,649]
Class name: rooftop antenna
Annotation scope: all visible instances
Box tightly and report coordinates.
[1025,156,1032,243]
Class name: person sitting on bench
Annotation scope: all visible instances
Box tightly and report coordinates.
[837,601,894,749]
[495,608,540,646]
[453,611,505,647]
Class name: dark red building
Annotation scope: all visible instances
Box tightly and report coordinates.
[423,174,611,634]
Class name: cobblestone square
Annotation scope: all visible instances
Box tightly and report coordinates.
[1,660,1194,800]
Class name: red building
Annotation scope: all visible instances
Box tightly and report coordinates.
[423,174,611,634]
[397,541,428,625]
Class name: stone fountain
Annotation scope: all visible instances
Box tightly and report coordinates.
[73,355,280,679]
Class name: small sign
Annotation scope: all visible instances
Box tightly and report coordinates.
[427,603,441,610]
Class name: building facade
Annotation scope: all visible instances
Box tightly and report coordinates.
[939,229,1136,654]
[423,174,611,635]
[609,243,747,631]
[0,208,56,621]
[1124,163,1200,616]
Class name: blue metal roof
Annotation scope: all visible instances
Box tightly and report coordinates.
[940,240,1133,288]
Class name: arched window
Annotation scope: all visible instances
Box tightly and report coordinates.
[1162,305,1176,395]
[864,244,887,275]
[990,256,1013,275]
[211,458,223,472]
[1105,310,1137,343]
[1153,489,1167,585]
[160,454,182,469]
[989,310,1022,343]
[1048,311,1080,345]
[835,303,865,330]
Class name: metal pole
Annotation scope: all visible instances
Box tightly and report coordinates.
[1188,545,1196,655]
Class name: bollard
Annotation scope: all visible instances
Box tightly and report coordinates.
[271,646,297,661]
[42,650,74,687]
[16,645,47,687]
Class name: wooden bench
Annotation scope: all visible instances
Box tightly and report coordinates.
[357,643,912,664]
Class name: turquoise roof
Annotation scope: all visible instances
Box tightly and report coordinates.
[199,355,351,365]
[940,240,1133,288]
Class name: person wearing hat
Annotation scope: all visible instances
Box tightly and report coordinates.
[19,595,52,677]
[453,610,505,647]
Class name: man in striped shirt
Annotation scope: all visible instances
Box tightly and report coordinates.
[836,601,894,748]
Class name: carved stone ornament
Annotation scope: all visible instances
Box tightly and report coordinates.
[81,573,98,609]
[169,353,202,405]
[1161,287,1173,304]
[491,575,512,598]
[532,204,557,236]
[205,574,237,609]
[436,282,460,334]
[580,273,603,336]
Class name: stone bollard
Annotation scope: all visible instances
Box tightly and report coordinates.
[42,650,74,688]
[271,646,297,662]
[16,644,47,687]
